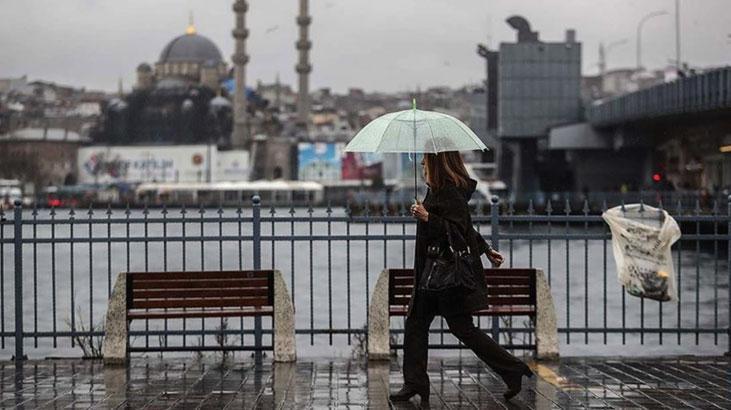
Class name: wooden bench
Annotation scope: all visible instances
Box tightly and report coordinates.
[103,269,296,365]
[367,268,558,360]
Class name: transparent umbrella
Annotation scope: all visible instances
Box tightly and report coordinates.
[344,99,488,200]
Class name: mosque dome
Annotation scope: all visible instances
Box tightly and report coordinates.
[158,26,223,64]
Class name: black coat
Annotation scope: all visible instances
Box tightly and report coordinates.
[409,178,491,317]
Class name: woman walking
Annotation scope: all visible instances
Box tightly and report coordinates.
[390,151,533,405]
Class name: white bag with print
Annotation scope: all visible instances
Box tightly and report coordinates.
[602,204,680,302]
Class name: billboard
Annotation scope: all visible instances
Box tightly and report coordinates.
[78,145,249,184]
[298,143,343,182]
[298,142,386,182]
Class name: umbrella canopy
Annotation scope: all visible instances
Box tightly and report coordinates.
[344,107,487,153]
[344,101,487,202]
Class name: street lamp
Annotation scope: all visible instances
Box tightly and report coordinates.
[637,10,669,71]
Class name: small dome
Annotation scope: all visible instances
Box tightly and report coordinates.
[159,32,223,64]
[137,63,152,72]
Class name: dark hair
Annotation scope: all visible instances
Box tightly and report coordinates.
[424,151,469,191]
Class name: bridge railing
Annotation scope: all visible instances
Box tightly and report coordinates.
[587,66,731,126]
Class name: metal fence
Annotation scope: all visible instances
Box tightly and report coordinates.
[0,194,729,360]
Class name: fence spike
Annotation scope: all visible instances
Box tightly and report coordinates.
[582,199,590,215]
[218,206,225,216]
[675,199,682,216]
[87,203,94,216]
[694,197,701,214]
[527,199,535,215]
[711,198,718,215]
[268,203,276,216]
[601,198,608,212]
[507,199,515,215]
[106,202,113,216]
[364,199,371,217]
[124,201,131,216]
[546,199,553,214]
[180,204,187,215]
[69,206,76,217]
[32,202,38,216]
[198,203,205,215]
[564,198,571,214]
[307,199,314,215]
[326,199,333,215]
[142,201,149,215]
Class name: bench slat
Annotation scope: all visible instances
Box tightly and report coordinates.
[485,277,531,285]
[131,278,270,290]
[484,269,535,276]
[486,296,533,306]
[486,286,531,296]
[128,270,272,280]
[128,307,274,320]
[133,288,269,299]
[131,296,271,309]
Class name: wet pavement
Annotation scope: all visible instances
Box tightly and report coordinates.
[0,354,727,409]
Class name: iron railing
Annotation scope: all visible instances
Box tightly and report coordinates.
[0,194,729,360]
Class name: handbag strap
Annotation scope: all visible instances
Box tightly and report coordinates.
[442,219,471,255]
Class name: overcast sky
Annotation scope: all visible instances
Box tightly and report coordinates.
[1,0,729,93]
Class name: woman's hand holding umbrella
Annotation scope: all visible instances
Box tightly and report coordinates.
[410,201,429,222]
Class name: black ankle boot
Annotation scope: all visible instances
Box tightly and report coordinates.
[503,366,534,401]
[389,385,430,404]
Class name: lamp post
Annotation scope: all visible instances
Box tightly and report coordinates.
[637,10,669,71]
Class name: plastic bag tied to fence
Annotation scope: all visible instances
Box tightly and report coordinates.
[602,204,681,302]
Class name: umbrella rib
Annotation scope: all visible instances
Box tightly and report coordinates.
[425,117,438,153]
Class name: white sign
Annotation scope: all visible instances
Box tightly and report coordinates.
[78,145,241,184]
[215,150,249,182]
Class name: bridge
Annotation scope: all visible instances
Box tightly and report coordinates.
[587,67,731,127]
[549,66,731,194]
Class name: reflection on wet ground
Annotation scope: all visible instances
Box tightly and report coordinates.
[0,355,727,409]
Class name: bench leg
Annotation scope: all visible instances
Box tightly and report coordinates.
[273,270,296,362]
[103,272,128,366]
[535,269,559,360]
[367,269,391,361]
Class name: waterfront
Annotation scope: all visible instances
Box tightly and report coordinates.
[0,207,727,359]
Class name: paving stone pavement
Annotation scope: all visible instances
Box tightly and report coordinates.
[0,355,727,409]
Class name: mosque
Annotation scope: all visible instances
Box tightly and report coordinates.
[97,18,237,147]
[135,18,228,94]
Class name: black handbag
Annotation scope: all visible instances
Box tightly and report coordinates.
[419,220,480,292]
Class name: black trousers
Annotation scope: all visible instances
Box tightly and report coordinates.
[403,294,527,390]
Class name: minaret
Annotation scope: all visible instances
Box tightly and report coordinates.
[275,73,282,112]
[295,0,312,129]
[231,0,250,148]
